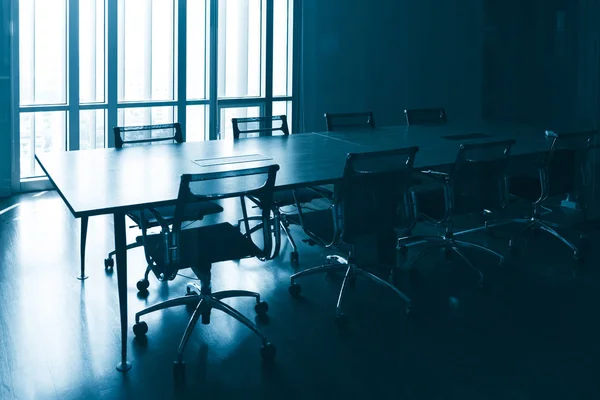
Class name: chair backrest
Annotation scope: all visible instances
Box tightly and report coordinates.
[113,123,184,148]
[336,147,419,243]
[542,130,599,196]
[324,111,375,132]
[160,164,280,280]
[404,108,447,126]
[231,115,289,139]
[450,139,515,211]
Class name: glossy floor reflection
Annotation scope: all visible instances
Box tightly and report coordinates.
[0,191,599,399]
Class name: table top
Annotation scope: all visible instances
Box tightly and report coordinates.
[36,121,554,218]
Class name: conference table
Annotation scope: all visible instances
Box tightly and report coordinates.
[35,120,556,371]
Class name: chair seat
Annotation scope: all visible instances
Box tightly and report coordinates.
[273,187,324,206]
[140,222,261,267]
[128,201,224,227]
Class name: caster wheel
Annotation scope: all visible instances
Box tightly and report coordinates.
[573,251,580,262]
[405,303,414,317]
[498,256,505,267]
[288,283,301,297]
[173,360,186,381]
[201,311,211,325]
[335,313,348,327]
[136,278,150,292]
[104,257,114,270]
[478,280,486,291]
[260,343,276,360]
[290,252,299,265]
[133,321,148,337]
[255,301,269,315]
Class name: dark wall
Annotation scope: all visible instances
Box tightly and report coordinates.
[0,0,12,196]
[298,0,485,132]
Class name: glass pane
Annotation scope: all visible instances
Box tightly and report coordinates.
[80,110,106,150]
[217,0,265,98]
[273,0,292,97]
[117,106,177,127]
[19,0,67,105]
[219,106,260,139]
[20,111,67,178]
[80,0,106,103]
[118,0,175,102]
[272,101,292,132]
[187,0,209,100]
[186,105,208,142]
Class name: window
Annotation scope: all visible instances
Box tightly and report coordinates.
[17,0,295,180]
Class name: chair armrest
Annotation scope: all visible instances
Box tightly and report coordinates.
[420,170,450,183]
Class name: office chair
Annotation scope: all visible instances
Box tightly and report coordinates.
[132,165,280,380]
[507,130,599,262]
[288,147,419,323]
[404,108,447,126]
[231,115,327,265]
[397,140,513,287]
[324,111,376,131]
[97,123,223,292]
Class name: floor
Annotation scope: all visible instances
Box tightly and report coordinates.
[0,191,599,400]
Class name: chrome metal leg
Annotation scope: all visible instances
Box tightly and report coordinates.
[335,265,354,317]
[212,290,261,302]
[453,240,505,264]
[186,282,202,295]
[78,216,89,280]
[211,298,269,344]
[280,218,298,253]
[356,268,411,304]
[135,295,202,322]
[176,299,206,361]
[326,254,348,265]
[398,235,446,249]
[450,246,484,284]
[291,263,349,282]
[537,222,578,253]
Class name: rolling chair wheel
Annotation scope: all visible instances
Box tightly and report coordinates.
[104,257,114,270]
[173,360,186,381]
[136,278,150,292]
[133,321,148,337]
[260,343,276,360]
[288,283,301,297]
[405,303,414,317]
[254,301,269,315]
[444,247,453,261]
[290,251,299,265]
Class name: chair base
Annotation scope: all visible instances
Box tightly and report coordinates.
[289,255,412,319]
[507,217,580,260]
[133,282,274,366]
[397,234,505,286]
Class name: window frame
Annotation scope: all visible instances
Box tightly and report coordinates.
[12,0,296,191]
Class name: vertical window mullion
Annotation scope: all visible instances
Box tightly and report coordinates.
[208,0,218,140]
[107,0,117,147]
[177,0,186,140]
[68,0,80,150]
[264,0,273,120]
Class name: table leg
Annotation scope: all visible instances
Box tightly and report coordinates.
[114,211,132,372]
[77,216,89,280]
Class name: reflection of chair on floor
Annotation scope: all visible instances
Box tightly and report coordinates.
[232,115,327,265]
[132,165,281,380]
[507,130,599,263]
[288,147,419,324]
[397,140,513,287]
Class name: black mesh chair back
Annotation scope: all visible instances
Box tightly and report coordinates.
[582,142,600,218]
[404,108,447,126]
[450,140,515,212]
[114,123,184,148]
[337,147,419,244]
[146,165,280,281]
[541,130,599,198]
[324,112,375,132]
[232,115,289,139]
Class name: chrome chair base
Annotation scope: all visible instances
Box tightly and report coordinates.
[507,217,580,260]
[133,282,274,365]
[289,255,412,319]
[397,234,505,286]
